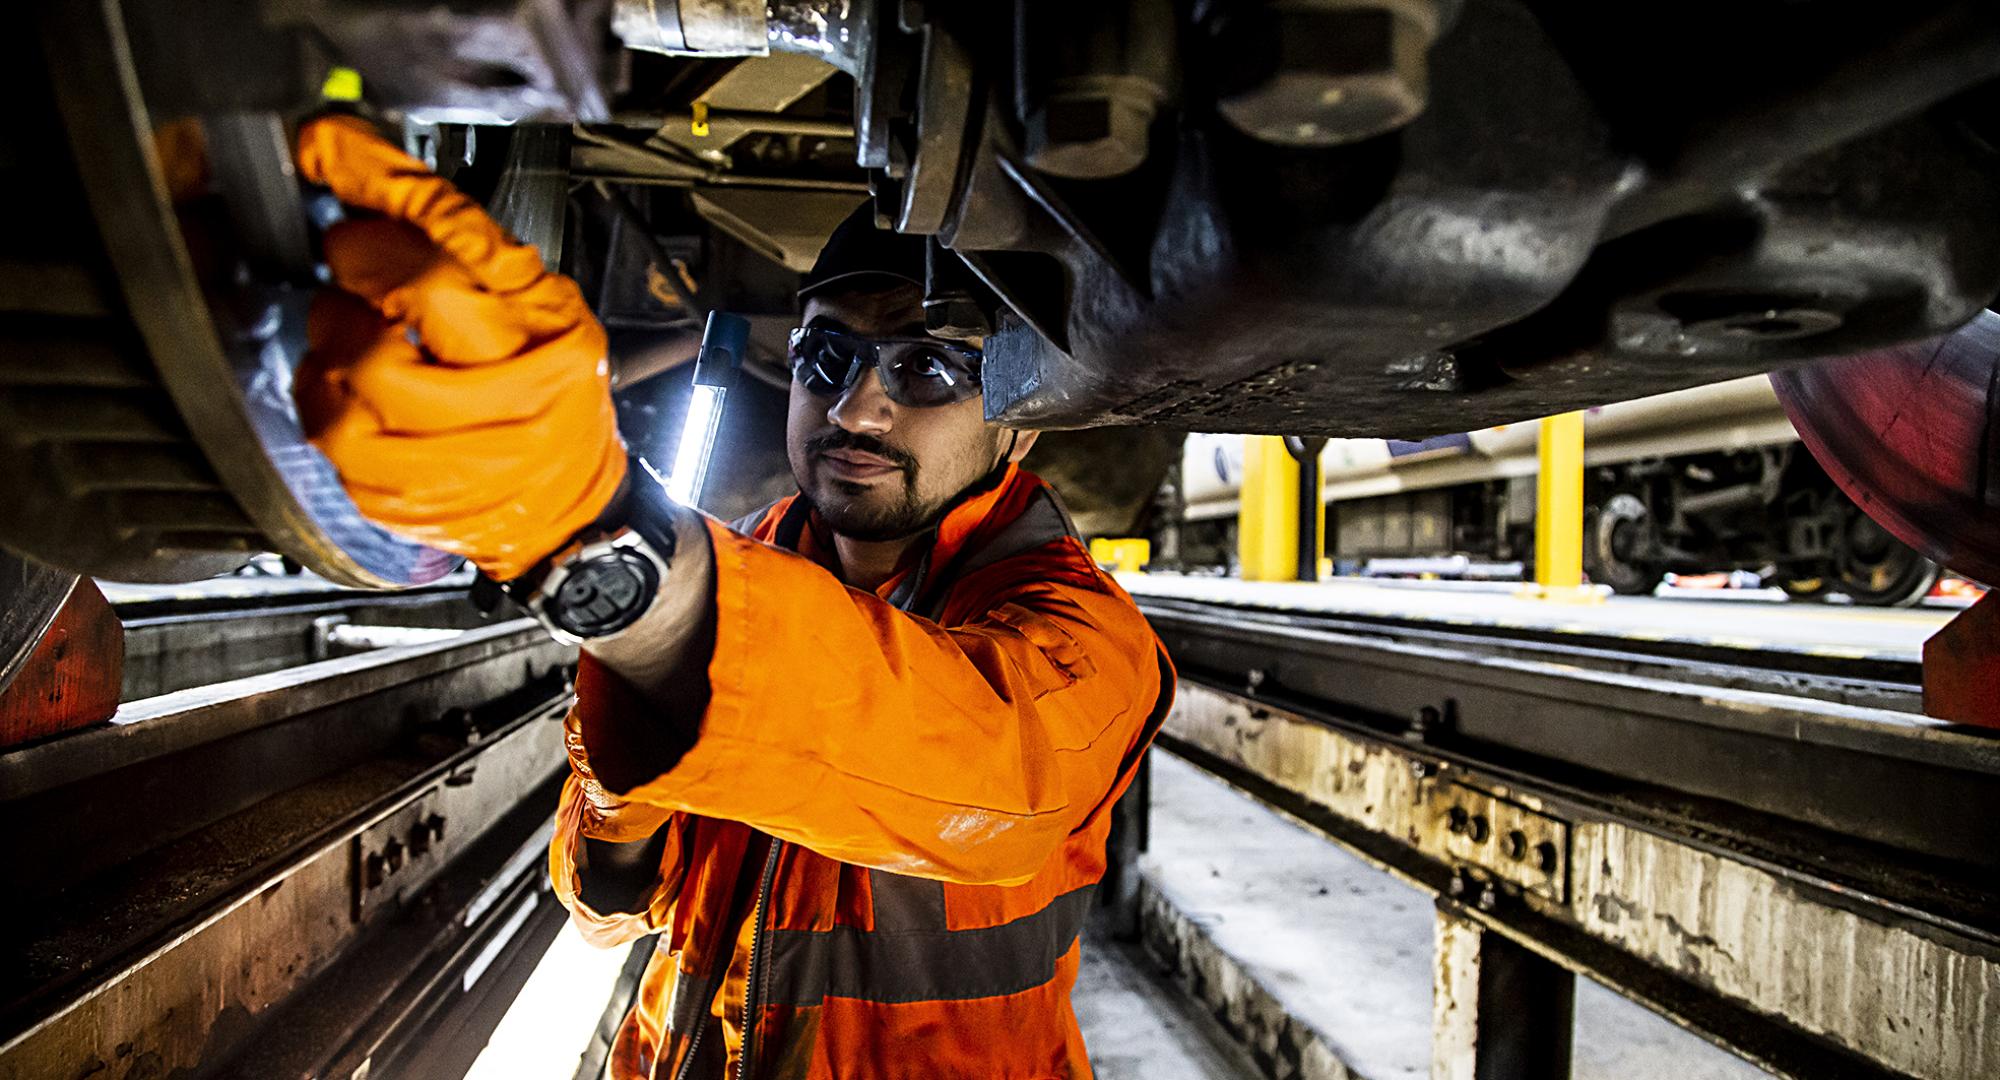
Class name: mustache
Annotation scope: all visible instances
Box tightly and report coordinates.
[805,430,917,472]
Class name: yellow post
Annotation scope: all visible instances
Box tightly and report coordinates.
[1089,538,1152,574]
[1527,411,1601,602]
[1238,436,1300,581]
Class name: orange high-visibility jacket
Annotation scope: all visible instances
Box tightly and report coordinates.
[549,465,1172,1079]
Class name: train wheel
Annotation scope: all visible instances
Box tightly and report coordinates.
[1832,508,1941,607]
[1770,309,2000,591]
[1777,575,1830,601]
[1584,493,1665,595]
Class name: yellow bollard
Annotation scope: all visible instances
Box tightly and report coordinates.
[1238,436,1300,581]
[1089,538,1152,574]
[1524,411,1604,603]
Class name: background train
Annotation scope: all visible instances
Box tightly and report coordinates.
[1170,376,1945,607]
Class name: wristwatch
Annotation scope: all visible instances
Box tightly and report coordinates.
[504,456,678,645]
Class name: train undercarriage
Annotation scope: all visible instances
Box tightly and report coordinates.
[3,2,2000,1077]
[0,0,1996,602]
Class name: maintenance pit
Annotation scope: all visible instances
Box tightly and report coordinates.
[2,566,1992,1079]
[4,0,2000,1076]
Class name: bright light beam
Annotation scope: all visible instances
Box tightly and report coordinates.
[663,312,748,507]
[666,382,725,505]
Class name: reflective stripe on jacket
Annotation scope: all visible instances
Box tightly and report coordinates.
[549,465,1172,1079]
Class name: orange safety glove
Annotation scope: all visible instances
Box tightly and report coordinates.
[293,115,627,581]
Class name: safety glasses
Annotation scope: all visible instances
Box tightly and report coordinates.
[787,327,983,408]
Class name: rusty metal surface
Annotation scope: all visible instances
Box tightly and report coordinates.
[0,582,123,750]
[1160,681,1999,1078]
[1923,591,2000,729]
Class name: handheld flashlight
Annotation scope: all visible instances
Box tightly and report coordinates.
[665,311,748,507]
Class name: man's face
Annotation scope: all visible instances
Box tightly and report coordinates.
[786,284,1034,541]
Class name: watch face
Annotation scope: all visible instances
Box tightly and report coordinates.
[548,549,661,639]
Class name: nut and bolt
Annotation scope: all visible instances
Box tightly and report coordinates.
[1476,883,1498,911]
[1024,79,1161,181]
[923,293,988,342]
[409,814,446,856]
[1409,704,1440,738]
[1213,0,1443,148]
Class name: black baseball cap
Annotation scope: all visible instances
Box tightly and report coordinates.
[798,199,926,302]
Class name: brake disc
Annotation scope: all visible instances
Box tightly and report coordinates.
[0,3,458,587]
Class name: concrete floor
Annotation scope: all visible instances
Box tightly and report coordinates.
[1076,936,1265,1079]
[1118,573,1951,663]
[1140,749,1775,1080]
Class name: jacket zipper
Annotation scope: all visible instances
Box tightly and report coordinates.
[672,836,778,1080]
[670,955,717,1080]
[737,839,783,1080]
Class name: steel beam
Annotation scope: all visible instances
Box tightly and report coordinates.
[1433,901,1575,1080]
[0,617,574,1077]
[1142,601,2000,872]
[1159,679,1996,1078]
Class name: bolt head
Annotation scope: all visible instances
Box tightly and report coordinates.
[924,294,988,340]
[1025,80,1158,180]
[1214,2,1437,147]
[1477,883,1498,911]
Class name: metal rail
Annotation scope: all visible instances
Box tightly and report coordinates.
[1139,598,1997,872]
[0,616,575,1079]
[1137,597,2000,1079]
[114,582,493,700]
[1137,595,1923,702]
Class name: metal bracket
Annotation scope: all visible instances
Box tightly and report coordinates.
[353,790,451,921]
[1424,781,1569,904]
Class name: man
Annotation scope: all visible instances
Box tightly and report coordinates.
[293,115,1171,1079]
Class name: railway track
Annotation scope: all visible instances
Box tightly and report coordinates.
[0,591,577,1079]
[1,581,1991,1078]
[1136,595,1924,711]
[1131,593,2000,1079]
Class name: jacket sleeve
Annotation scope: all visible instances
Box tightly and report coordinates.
[578,518,1169,887]
[548,682,690,947]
